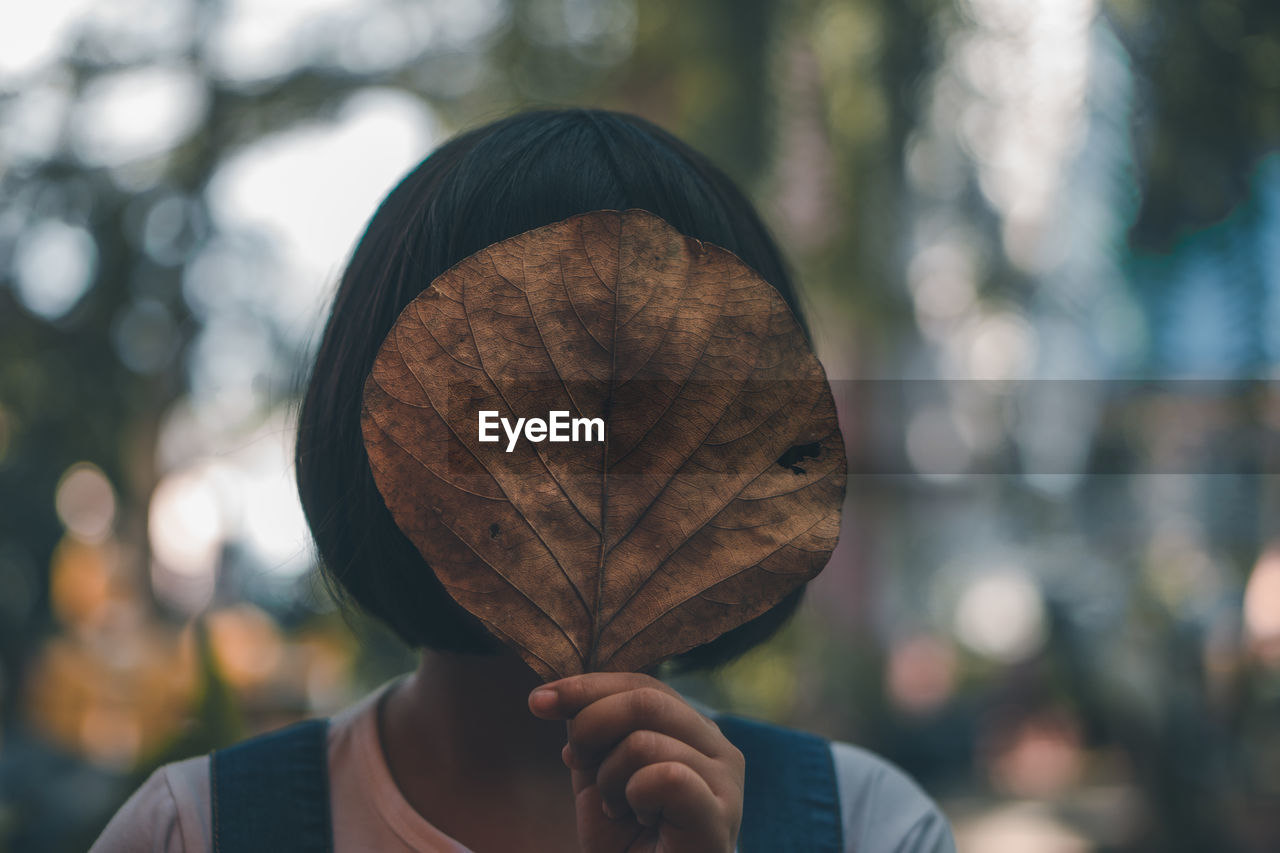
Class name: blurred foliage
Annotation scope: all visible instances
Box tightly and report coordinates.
[1106,0,1280,247]
[1,1,1279,852]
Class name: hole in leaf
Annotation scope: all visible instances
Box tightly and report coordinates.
[489,523,501,539]
[776,442,821,475]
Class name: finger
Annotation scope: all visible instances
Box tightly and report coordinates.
[529,672,681,720]
[625,761,731,847]
[593,730,725,820]
[566,687,726,766]
[568,757,596,798]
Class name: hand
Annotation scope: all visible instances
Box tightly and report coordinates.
[529,672,744,853]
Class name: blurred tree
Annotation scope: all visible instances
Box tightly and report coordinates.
[1106,0,1280,248]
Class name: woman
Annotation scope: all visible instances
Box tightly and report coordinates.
[92,108,955,853]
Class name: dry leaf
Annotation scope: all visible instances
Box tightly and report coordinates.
[361,209,846,680]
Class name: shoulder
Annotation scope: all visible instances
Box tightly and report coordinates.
[89,756,210,853]
[712,711,954,853]
[828,740,956,853]
[89,685,388,853]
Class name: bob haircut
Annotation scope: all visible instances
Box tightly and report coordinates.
[296,107,811,671]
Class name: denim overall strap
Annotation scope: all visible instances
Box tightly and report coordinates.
[715,714,845,853]
[210,718,333,853]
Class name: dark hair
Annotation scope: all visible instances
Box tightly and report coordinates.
[295,108,808,670]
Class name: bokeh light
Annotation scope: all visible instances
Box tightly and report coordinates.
[148,464,225,581]
[69,65,208,167]
[886,634,958,714]
[206,604,285,690]
[54,462,116,543]
[10,220,98,320]
[953,567,1047,663]
[1244,546,1280,666]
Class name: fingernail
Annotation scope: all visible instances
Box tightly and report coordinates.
[529,687,557,713]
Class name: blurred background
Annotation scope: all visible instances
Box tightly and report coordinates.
[1,0,1278,850]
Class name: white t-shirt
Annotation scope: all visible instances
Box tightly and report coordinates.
[90,681,955,853]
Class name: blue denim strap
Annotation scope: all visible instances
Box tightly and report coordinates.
[209,718,333,853]
[715,714,845,853]
[205,713,838,852]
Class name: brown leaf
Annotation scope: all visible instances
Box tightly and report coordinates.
[361,209,846,680]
